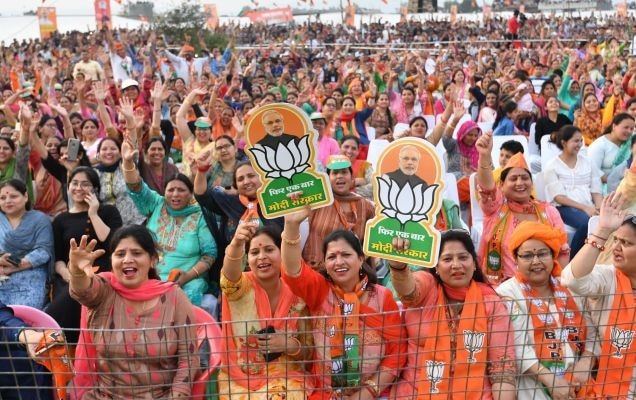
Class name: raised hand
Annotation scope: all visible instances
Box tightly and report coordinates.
[92,81,108,102]
[68,235,106,278]
[121,134,139,163]
[119,96,135,120]
[598,192,628,233]
[150,80,170,103]
[475,130,493,156]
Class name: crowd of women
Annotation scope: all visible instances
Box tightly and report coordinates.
[1,11,636,399]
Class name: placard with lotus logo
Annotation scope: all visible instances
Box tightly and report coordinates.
[244,104,333,218]
[364,138,444,267]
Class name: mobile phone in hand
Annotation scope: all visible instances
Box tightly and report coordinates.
[256,326,282,362]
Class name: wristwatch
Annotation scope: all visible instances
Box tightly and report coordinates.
[364,379,379,397]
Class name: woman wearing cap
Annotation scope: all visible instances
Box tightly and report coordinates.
[475,131,567,285]
[302,154,375,270]
[121,138,216,306]
[561,192,636,397]
[281,208,406,400]
[311,112,340,168]
[389,229,517,399]
[496,221,597,400]
[176,87,215,179]
[544,126,603,258]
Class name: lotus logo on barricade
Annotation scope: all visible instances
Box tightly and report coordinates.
[364,138,444,267]
[244,104,333,218]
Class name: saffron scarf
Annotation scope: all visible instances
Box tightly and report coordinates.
[239,195,262,226]
[220,272,305,391]
[328,277,368,389]
[71,273,176,399]
[417,281,489,399]
[515,275,586,372]
[339,112,360,140]
[595,269,636,396]
[484,200,549,284]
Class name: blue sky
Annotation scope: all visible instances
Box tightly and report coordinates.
[6,0,413,17]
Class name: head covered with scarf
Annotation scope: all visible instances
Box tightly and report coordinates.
[508,220,567,277]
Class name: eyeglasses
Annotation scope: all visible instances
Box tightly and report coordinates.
[517,250,552,262]
[215,144,232,151]
[69,181,93,189]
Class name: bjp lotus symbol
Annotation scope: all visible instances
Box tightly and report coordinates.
[249,136,311,183]
[425,360,444,394]
[610,327,634,358]
[377,177,439,230]
[463,330,485,363]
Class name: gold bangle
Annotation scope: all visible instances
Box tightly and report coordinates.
[478,163,493,170]
[121,163,137,172]
[287,336,302,357]
[282,234,301,246]
[225,253,244,261]
[192,266,200,277]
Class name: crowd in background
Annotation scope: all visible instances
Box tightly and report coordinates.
[1,10,636,399]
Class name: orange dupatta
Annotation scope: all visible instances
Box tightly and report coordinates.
[220,272,306,391]
[417,281,489,399]
[515,274,586,370]
[595,270,636,396]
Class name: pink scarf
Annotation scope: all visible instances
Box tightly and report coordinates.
[71,272,176,399]
[456,121,481,170]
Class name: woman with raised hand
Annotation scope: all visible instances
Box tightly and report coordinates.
[475,130,567,285]
[496,221,597,400]
[121,136,216,307]
[281,206,405,399]
[389,229,517,399]
[562,192,636,397]
[69,226,198,399]
[217,221,313,399]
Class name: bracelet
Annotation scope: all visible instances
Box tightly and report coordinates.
[287,336,303,357]
[282,234,301,246]
[537,364,550,375]
[121,163,137,172]
[192,266,201,277]
[389,263,408,271]
[584,238,605,251]
[478,163,493,170]
[363,380,380,397]
[590,233,608,241]
[448,124,457,130]
[225,253,244,261]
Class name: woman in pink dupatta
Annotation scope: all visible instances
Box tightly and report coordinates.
[68,225,199,400]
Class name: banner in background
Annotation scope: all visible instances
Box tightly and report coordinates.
[345,3,355,27]
[37,7,57,40]
[399,5,408,23]
[94,0,113,30]
[617,1,628,17]
[203,4,219,29]
[450,4,457,25]
[245,7,293,24]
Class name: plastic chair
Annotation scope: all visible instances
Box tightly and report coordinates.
[540,134,561,169]
[10,305,69,400]
[469,173,483,248]
[528,123,539,156]
[10,305,61,329]
[192,306,222,400]
[588,215,599,235]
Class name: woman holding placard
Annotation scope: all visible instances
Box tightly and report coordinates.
[389,229,517,399]
[281,207,406,399]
